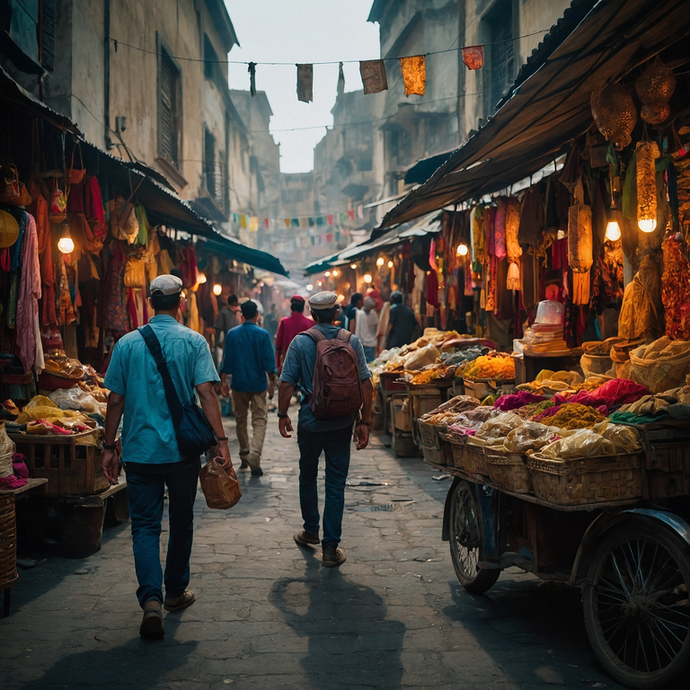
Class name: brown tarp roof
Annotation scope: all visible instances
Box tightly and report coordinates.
[376,0,690,235]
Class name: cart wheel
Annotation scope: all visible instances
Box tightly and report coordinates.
[448,480,500,594]
[583,520,690,689]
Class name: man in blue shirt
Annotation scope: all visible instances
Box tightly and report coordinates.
[102,274,231,640]
[220,300,276,477]
[278,291,373,568]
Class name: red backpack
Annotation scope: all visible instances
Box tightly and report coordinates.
[305,328,363,420]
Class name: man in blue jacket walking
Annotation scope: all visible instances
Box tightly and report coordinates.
[220,300,276,476]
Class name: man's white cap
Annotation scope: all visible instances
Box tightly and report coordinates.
[308,291,339,310]
[150,274,183,296]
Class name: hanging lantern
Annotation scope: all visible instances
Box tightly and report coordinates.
[636,58,675,126]
[57,221,74,254]
[387,260,394,268]
[376,257,385,267]
[590,83,637,151]
[567,202,593,273]
[636,141,660,233]
[363,273,373,284]
[213,283,222,296]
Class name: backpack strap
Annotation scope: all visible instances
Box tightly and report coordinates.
[336,329,353,343]
[303,327,327,343]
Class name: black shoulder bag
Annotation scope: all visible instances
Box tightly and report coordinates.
[139,325,216,458]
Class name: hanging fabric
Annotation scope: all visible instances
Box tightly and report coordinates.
[400,55,426,96]
[359,60,388,95]
[248,62,257,97]
[462,46,484,70]
[296,64,313,103]
[249,216,259,232]
[337,62,345,99]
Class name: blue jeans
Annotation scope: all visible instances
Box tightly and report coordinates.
[126,459,200,607]
[364,346,376,363]
[297,424,352,545]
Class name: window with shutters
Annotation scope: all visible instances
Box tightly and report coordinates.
[158,41,182,167]
[204,128,216,199]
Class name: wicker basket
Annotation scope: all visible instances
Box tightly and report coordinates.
[486,448,533,494]
[440,433,468,470]
[465,442,489,477]
[527,453,643,506]
[0,494,17,589]
[418,421,448,466]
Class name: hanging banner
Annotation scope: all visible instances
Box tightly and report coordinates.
[308,217,316,227]
[462,45,485,70]
[400,55,426,96]
[240,215,248,229]
[347,209,355,222]
[359,60,388,95]
[357,204,364,220]
[233,212,239,223]
[299,218,308,229]
[291,218,300,228]
[296,64,314,103]
[249,216,259,232]
[340,212,347,224]
[325,233,333,243]
[337,62,345,99]
[327,214,334,226]
[316,216,325,227]
[284,218,291,229]
[263,218,270,229]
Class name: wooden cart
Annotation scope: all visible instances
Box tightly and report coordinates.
[427,420,690,690]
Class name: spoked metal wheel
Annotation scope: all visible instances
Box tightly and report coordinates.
[584,520,690,689]
[448,480,500,594]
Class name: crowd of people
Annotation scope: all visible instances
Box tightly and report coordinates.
[102,277,421,638]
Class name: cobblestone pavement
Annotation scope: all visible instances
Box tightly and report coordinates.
[0,412,638,689]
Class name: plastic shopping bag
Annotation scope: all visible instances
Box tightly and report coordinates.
[199,457,242,510]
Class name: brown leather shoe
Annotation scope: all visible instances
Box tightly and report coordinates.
[139,600,165,639]
[294,530,320,547]
[164,590,196,612]
[322,541,346,568]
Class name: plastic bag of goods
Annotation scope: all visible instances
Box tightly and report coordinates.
[541,429,616,459]
[504,421,559,453]
[629,337,690,394]
[0,422,16,478]
[475,412,522,443]
[403,344,441,371]
[48,388,107,416]
[593,421,642,454]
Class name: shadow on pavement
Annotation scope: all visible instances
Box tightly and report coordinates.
[270,547,406,689]
[14,618,198,689]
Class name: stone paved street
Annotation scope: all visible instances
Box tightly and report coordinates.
[0,412,635,689]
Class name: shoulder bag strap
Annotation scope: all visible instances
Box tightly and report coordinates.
[139,325,184,424]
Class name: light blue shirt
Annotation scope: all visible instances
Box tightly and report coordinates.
[104,315,220,464]
[219,322,276,392]
[280,324,372,432]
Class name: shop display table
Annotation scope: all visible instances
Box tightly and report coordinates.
[0,478,48,618]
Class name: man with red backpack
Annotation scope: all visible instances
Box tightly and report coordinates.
[278,291,373,568]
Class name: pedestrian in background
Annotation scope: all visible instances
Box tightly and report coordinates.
[214,294,242,350]
[275,295,314,372]
[351,296,379,362]
[386,290,418,349]
[264,303,279,348]
[102,275,231,639]
[220,300,276,476]
[278,291,373,568]
[344,292,363,330]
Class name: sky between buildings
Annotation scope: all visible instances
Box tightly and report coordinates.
[224,0,380,174]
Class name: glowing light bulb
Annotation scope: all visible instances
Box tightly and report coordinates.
[317,281,323,287]
[306,283,314,291]
[337,294,345,302]
[213,283,222,296]
[57,236,75,254]
[605,221,621,242]
[387,261,394,268]
[197,272,207,284]
[325,271,331,277]
[456,243,469,257]
[363,274,372,284]
[332,270,339,277]
[350,264,357,270]
[638,218,657,233]
[376,257,385,267]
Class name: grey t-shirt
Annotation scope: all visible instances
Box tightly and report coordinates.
[386,303,417,349]
[280,324,372,432]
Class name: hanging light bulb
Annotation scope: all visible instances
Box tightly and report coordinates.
[337,294,345,302]
[456,243,469,256]
[363,273,372,284]
[57,222,74,254]
[306,283,314,291]
[317,280,323,287]
[376,257,385,267]
[637,141,659,233]
[605,220,622,242]
[213,283,222,296]
[325,271,331,277]
[196,272,207,284]
[387,260,394,268]
[332,269,339,277]
[350,263,357,270]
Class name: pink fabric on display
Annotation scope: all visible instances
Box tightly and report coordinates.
[16,213,42,373]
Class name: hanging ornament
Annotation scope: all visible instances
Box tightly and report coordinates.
[636,57,675,125]
[590,83,637,151]
[636,141,660,233]
[567,202,593,272]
